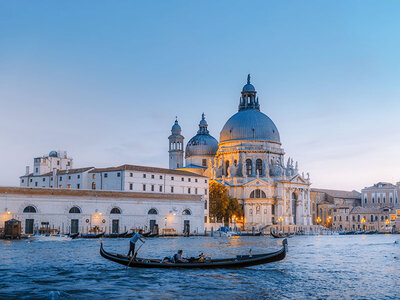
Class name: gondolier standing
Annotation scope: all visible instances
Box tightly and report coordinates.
[128,231,145,257]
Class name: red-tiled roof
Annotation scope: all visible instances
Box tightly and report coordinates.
[311,188,361,199]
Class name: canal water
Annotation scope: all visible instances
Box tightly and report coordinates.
[0,235,399,299]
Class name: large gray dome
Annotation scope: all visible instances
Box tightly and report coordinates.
[185,113,218,158]
[219,109,280,143]
[186,134,218,157]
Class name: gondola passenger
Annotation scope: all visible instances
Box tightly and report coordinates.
[173,250,187,263]
[128,231,145,257]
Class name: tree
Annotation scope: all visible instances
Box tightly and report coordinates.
[209,181,243,225]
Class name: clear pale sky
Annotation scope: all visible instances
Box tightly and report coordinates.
[1,1,400,191]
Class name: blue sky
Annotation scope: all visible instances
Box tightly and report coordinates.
[1,1,400,190]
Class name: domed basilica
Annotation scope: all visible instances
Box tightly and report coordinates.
[169,75,312,228]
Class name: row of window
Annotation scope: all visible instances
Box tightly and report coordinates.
[334,215,389,222]
[22,205,192,215]
[364,196,398,204]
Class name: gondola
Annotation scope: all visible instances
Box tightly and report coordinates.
[100,239,287,269]
[238,232,263,236]
[69,233,79,239]
[81,232,105,239]
[105,231,128,238]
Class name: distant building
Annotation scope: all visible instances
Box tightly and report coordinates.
[361,182,400,208]
[310,188,361,226]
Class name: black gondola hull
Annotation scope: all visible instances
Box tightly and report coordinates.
[100,239,287,269]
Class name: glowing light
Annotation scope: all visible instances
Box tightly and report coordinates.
[7,211,10,215]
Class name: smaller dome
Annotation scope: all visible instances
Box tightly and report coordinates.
[186,135,218,157]
[242,83,255,92]
[49,151,58,157]
[171,119,181,134]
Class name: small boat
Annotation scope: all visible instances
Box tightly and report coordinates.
[69,233,80,239]
[215,227,238,237]
[100,239,287,269]
[80,232,105,239]
[270,230,294,239]
[105,231,128,238]
[28,234,71,242]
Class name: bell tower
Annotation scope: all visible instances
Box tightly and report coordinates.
[168,118,184,169]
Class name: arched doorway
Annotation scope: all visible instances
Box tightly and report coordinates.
[292,192,297,225]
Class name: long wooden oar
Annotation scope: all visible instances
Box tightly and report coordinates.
[126,242,145,269]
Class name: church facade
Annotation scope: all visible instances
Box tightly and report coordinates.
[169,75,312,228]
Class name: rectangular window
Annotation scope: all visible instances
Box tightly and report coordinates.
[204,216,207,223]
[104,173,108,178]
[202,159,207,167]
[35,182,38,187]
[92,174,96,179]
[143,174,146,178]
[171,176,174,181]
[130,173,133,177]
[205,180,207,183]
[151,185,154,191]
[77,175,80,179]
[30,179,32,182]
[205,200,207,209]
[188,188,191,194]
[77,184,80,189]
[160,175,163,179]
[117,172,121,177]
[22,179,24,183]
[57,161,60,165]
[143,184,146,191]
[59,177,62,181]
[42,178,45,182]
[195,188,198,194]
[181,177,184,182]
[205,189,208,195]
[130,183,133,190]
[188,178,191,182]
[68,176,71,180]
[35,168,38,173]
[67,184,71,189]
[195,179,198,183]
[171,186,174,193]
[51,177,53,181]
[151,175,155,179]
[159,186,163,192]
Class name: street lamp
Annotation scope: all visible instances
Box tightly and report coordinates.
[278,217,284,232]
[361,217,366,230]
[316,217,321,226]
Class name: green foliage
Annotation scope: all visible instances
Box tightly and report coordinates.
[209,181,243,225]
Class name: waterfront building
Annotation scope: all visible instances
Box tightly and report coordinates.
[331,206,395,232]
[0,187,204,235]
[176,75,312,229]
[310,188,361,226]
[361,182,400,208]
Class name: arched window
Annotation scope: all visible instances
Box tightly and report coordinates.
[225,160,229,175]
[250,189,266,199]
[246,159,252,176]
[256,159,263,175]
[92,182,96,190]
[370,215,374,222]
[372,197,374,203]
[69,206,81,214]
[364,197,367,204]
[148,208,158,215]
[182,209,191,215]
[110,207,121,214]
[357,215,360,222]
[23,206,36,213]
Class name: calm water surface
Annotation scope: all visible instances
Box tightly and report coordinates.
[0,235,399,299]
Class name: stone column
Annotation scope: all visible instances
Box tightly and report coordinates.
[265,201,272,225]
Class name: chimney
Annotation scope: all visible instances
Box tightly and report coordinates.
[66,165,69,173]
[25,166,30,175]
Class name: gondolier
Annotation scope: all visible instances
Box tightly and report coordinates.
[128,231,145,257]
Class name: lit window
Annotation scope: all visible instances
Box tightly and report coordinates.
[67,184,71,189]
[92,174,96,179]
[59,185,62,188]
[92,182,96,190]
[202,159,207,167]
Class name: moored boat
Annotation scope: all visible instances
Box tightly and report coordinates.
[100,239,288,269]
[270,230,294,239]
[80,232,105,239]
[28,234,71,241]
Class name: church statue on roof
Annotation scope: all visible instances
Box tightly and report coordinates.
[168,75,312,228]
